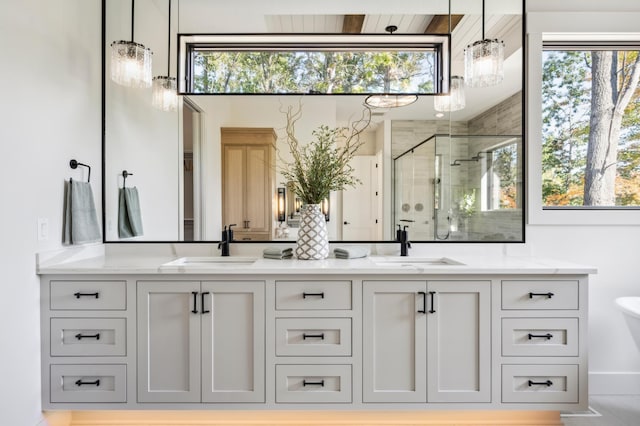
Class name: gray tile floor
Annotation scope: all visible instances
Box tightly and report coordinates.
[562,396,640,426]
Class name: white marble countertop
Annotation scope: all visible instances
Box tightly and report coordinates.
[37,253,597,275]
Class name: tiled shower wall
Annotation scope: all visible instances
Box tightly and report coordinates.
[391,91,523,241]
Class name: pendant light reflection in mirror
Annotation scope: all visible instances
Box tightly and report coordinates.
[433,75,465,112]
[464,0,504,88]
[152,0,178,112]
[364,25,418,109]
[110,0,153,88]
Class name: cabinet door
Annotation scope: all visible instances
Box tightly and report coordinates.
[222,145,245,228]
[137,281,201,403]
[363,281,427,403]
[201,281,265,403]
[427,281,491,402]
[245,145,271,233]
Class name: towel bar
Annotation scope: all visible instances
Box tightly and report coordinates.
[122,170,133,188]
[69,159,91,182]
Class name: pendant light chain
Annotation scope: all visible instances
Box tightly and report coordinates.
[131,0,135,42]
[481,0,485,40]
[110,0,153,88]
[152,0,178,111]
[462,0,504,88]
[167,0,171,76]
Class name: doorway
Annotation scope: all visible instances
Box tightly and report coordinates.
[182,98,204,241]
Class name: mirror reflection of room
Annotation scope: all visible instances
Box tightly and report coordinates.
[104,0,523,243]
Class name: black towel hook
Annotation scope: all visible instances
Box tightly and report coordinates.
[122,170,133,188]
[70,159,91,182]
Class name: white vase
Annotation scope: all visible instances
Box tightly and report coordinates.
[295,204,329,260]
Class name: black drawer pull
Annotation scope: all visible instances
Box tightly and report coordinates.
[528,380,553,387]
[428,291,436,313]
[75,333,100,340]
[529,292,554,299]
[303,292,325,299]
[75,379,100,387]
[528,333,553,340]
[417,291,426,314]
[201,292,210,314]
[303,333,325,340]
[191,291,198,314]
[303,379,325,387]
[74,292,100,299]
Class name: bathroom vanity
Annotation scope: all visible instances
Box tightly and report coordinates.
[39,255,592,413]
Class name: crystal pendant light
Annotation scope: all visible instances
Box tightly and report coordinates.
[364,26,418,109]
[152,0,178,111]
[434,76,465,112]
[110,0,153,88]
[464,0,504,88]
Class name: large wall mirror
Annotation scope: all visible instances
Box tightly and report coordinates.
[104,0,524,243]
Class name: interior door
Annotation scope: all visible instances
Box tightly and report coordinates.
[342,155,378,240]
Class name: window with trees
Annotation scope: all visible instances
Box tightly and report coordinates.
[178,34,449,95]
[485,142,519,210]
[542,46,640,208]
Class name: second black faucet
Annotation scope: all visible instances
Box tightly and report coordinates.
[218,224,236,256]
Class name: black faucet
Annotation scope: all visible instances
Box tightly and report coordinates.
[218,224,236,256]
[398,225,411,256]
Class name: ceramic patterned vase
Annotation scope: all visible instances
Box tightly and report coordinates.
[295,204,329,260]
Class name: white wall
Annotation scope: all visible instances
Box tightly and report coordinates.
[524,0,640,394]
[0,1,102,425]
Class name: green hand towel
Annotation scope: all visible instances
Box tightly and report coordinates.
[334,246,370,259]
[63,180,101,245]
[118,187,144,238]
[263,247,293,256]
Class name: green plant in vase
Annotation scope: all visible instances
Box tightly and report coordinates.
[279,103,371,259]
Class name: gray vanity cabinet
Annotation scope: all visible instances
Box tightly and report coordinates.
[137,281,265,403]
[362,280,491,403]
[426,281,491,403]
[362,281,427,403]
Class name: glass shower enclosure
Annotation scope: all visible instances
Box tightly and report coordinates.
[393,134,523,242]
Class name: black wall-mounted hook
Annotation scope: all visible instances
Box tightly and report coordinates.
[70,159,91,182]
[122,170,133,188]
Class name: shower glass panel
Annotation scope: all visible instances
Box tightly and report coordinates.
[393,135,523,242]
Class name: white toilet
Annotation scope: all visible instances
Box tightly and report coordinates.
[616,297,640,350]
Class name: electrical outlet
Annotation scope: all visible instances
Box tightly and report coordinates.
[37,218,49,241]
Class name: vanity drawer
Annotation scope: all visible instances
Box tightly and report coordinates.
[275,364,352,403]
[50,280,126,311]
[50,364,127,403]
[275,281,352,310]
[50,318,126,357]
[502,318,578,357]
[502,280,578,310]
[501,364,578,403]
[275,318,351,356]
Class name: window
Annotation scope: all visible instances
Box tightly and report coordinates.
[178,34,449,95]
[541,46,640,208]
[486,142,519,210]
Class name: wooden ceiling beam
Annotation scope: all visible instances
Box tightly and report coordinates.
[425,14,464,34]
[342,14,365,33]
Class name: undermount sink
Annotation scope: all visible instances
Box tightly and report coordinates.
[161,256,258,268]
[373,257,464,267]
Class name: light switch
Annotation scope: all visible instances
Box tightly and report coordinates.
[37,218,49,241]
